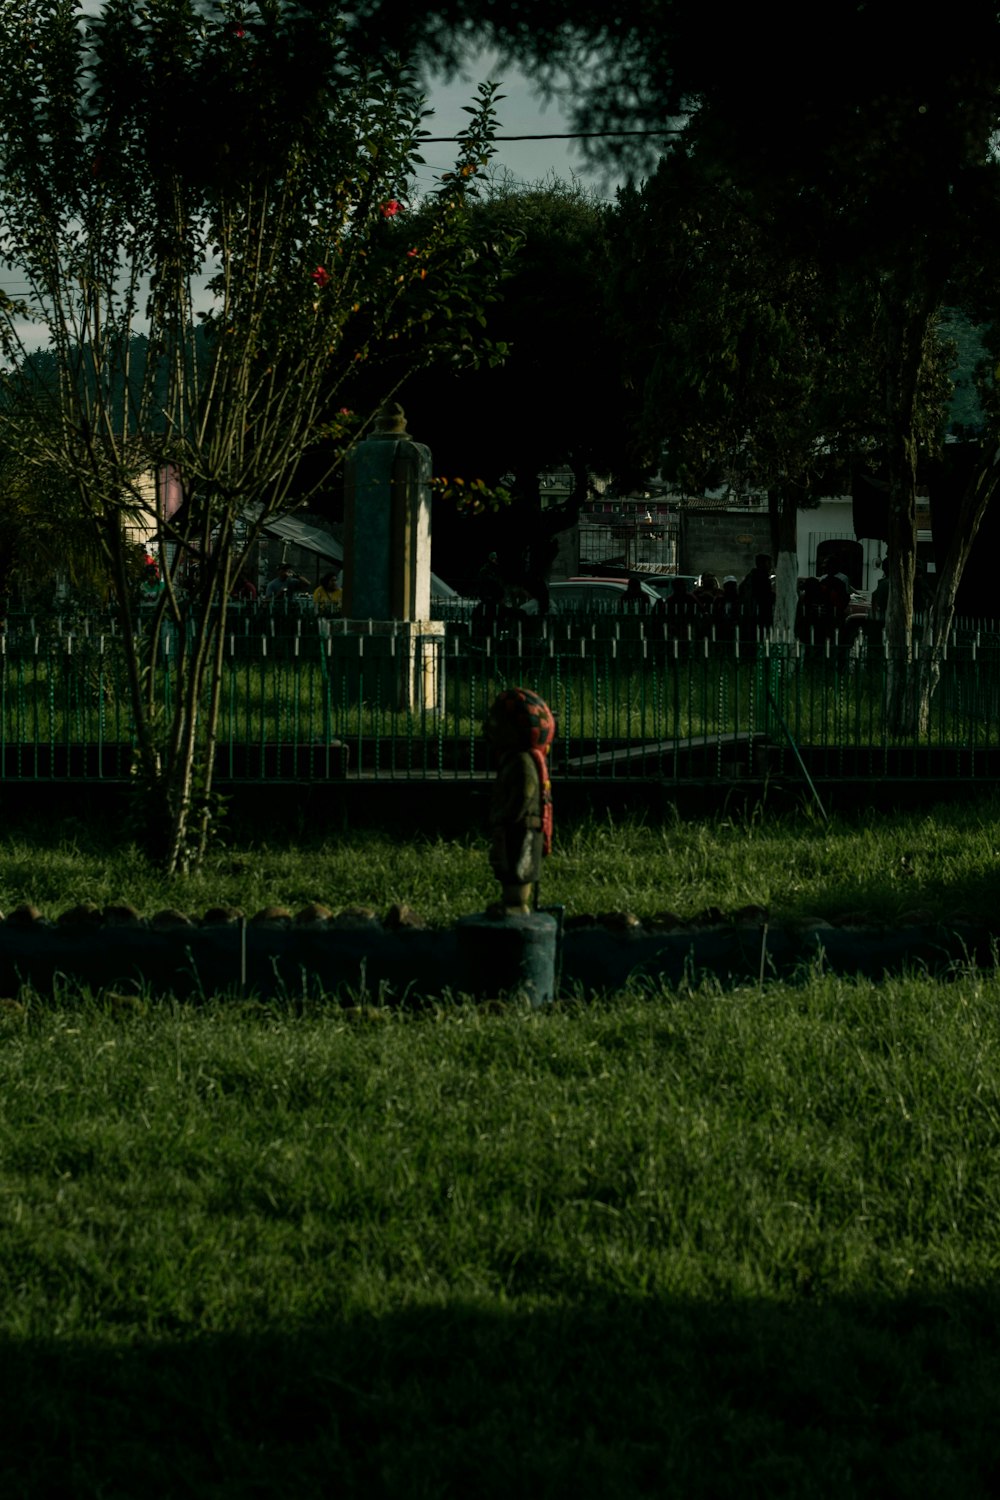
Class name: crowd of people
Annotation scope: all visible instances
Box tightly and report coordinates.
[620,554,867,648]
[262,562,343,614]
[129,543,868,644]
[126,545,868,639]
[127,547,345,618]
[616,560,775,644]
[468,545,868,649]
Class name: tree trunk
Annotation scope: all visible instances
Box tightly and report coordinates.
[883,429,918,732]
[771,484,801,640]
[109,505,237,874]
[880,282,940,733]
[912,444,1000,734]
[190,543,236,868]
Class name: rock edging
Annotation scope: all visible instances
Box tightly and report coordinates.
[0,900,993,1001]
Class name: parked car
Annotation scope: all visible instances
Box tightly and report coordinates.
[521,577,661,615]
[639,573,704,603]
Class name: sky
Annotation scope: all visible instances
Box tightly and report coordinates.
[414,52,618,203]
[0,22,614,348]
[67,0,608,195]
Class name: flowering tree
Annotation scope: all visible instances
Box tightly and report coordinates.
[0,0,509,870]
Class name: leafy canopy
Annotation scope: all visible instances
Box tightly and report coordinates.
[0,0,513,873]
[0,0,509,540]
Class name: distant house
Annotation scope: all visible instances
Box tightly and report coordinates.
[667,486,907,594]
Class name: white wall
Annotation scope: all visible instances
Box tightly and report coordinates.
[797,496,883,592]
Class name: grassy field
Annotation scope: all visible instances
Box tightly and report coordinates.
[3,801,1000,1494]
[2,794,1000,929]
[5,632,1000,768]
[3,977,1000,1495]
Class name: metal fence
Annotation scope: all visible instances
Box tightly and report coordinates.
[1,611,999,785]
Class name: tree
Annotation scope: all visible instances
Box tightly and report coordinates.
[0,435,108,611]
[394,176,635,597]
[610,149,957,638]
[613,158,859,634]
[654,39,1000,724]
[0,0,509,871]
[346,0,1000,727]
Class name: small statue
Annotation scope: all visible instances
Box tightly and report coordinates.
[485,687,555,915]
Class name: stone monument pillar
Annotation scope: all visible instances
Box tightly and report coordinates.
[339,402,444,711]
[342,402,431,621]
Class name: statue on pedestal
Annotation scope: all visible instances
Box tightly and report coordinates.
[485,687,555,915]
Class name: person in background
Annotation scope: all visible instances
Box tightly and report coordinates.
[138,559,164,608]
[871,558,889,621]
[313,568,343,615]
[693,572,721,616]
[659,575,699,629]
[712,575,743,643]
[738,553,775,636]
[794,576,826,645]
[231,574,258,604]
[476,551,505,612]
[265,562,311,601]
[472,550,509,633]
[618,576,650,613]
[817,559,851,638]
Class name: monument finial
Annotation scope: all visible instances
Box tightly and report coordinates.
[371,401,408,438]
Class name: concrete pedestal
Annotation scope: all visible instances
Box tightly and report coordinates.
[322,618,445,713]
[455,910,558,1008]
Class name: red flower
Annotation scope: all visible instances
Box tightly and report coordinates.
[311,266,331,288]
[406,248,418,257]
[380,199,402,218]
[232,24,246,39]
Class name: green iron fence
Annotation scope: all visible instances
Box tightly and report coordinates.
[1,614,998,784]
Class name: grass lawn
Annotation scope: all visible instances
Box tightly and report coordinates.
[3,800,1000,1494]
[3,794,1000,929]
[6,634,999,774]
[3,980,1000,1495]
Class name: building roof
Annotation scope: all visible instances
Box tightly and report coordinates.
[259,509,341,563]
[251,506,457,597]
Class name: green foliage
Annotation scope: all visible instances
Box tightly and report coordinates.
[0,1,513,869]
[348,0,1000,681]
[0,3,507,490]
[398,175,630,590]
[430,471,512,514]
[610,142,965,500]
[0,433,107,606]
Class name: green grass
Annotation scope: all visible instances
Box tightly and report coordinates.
[2,639,756,749]
[3,978,1000,1494]
[3,796,1000,929]
[5,635,999,761]
[4,802,1000,1493]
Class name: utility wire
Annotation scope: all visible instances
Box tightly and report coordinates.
[422,128,681,141]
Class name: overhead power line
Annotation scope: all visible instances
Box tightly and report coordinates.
[421,129,681,142]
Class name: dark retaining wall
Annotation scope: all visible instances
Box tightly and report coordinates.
[0,914,994,1002]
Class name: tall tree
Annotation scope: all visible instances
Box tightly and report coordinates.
[346,0,1000,725]
[0,0,509,870]
[610,155,888,634]
[395,176,633,597]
